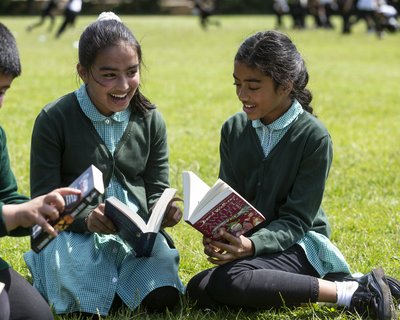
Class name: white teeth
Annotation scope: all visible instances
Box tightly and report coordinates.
[111,93,127,98]
[245,104,255,108]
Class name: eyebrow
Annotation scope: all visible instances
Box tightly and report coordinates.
[98,64,139,72]
[233,74,261,83]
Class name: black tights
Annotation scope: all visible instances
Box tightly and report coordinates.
[0,267,53,320]
[186,244,346,309]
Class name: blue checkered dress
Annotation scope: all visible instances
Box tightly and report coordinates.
[24,85,184,315]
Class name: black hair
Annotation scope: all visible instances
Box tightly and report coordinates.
[0,23,21,78]
[235,30,314,114]
[78,18,153,115]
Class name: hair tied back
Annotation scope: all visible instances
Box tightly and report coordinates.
[97,12,122,22]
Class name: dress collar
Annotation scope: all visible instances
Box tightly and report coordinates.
[252,99,304,130]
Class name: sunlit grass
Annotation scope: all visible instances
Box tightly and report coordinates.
[0,14,399,319]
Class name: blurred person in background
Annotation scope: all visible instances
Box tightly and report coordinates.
[26,0,58,33]
[192,0,221,30]
[55,0,82,38]
[273,0,290,28]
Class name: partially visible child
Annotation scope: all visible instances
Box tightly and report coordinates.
[192,0,220,30]
[273,0,290,28]
[186,30,398,319]
[55,0,82,38]
[24,12,184,318]
[0,22,80,320]
[26,0,58,33]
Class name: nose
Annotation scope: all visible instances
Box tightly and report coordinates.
[237,87,248,102]
[117,75,130,90]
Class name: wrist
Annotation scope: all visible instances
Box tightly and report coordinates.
[2,204,21,232]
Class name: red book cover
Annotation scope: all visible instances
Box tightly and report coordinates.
[191,192,265,241]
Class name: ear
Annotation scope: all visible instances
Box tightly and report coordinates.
[77,63,89,83]
[279,81,293,96]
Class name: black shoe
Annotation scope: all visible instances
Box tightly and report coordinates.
[344,273,400,306]
[386,275,400,315]
[349,267,395,319]
[386,276,400,304]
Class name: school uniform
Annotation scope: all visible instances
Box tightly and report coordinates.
[187,100,350,308]
[24,85,184,315]
[0,127,53,320]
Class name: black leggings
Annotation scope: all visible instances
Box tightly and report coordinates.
[0,267,53,320]
[186,244,342,309]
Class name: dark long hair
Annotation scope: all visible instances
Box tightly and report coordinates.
[78,18,154,115]
[235,30,314,114]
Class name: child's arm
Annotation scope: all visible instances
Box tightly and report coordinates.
[2,187,80,236]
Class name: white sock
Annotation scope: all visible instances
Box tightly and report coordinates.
[335,281,360,307]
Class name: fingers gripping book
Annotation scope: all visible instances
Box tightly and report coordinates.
[182,171,265,241]
[31,165,105,253]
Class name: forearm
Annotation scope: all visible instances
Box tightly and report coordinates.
[1,204,31,236]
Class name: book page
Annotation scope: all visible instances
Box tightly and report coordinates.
[147,188,177,231]
[192,185,233,223]
[106,197,148,232]
[183,171,210,221]
[183,171,238,223]
[195,179,228,212]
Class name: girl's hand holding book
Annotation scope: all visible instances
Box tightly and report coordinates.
[203,229,255,265]
[161,199,183,228]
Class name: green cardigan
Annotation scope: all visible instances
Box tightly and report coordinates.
[0,126,30,270]
[30,92,170,233]
[219,111,333,256]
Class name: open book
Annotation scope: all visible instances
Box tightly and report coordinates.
[104,188,178,257]
[182,171,265,241]
[31,165,105,253]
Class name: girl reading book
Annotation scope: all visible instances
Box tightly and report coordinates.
[186,30,399,319]
[24,12,184,318]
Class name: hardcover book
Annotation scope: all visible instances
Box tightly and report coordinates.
[104,188,178,257]
[182,171,265,241]
[31,164,105,253]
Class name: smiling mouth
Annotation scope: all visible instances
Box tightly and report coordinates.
[110,93,128,99]
[244,104,256,109]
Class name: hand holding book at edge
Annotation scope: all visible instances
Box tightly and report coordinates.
[160,197,183,228]
[85,203,118,234]
[3,187,81,236]
[203,228,255,266]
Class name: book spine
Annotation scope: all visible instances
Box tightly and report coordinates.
[132,232,157,257]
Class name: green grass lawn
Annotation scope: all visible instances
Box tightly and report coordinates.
[0,14,399,319]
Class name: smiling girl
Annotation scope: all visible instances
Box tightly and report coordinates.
[186,30,397,319]
[24,12,184,318]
